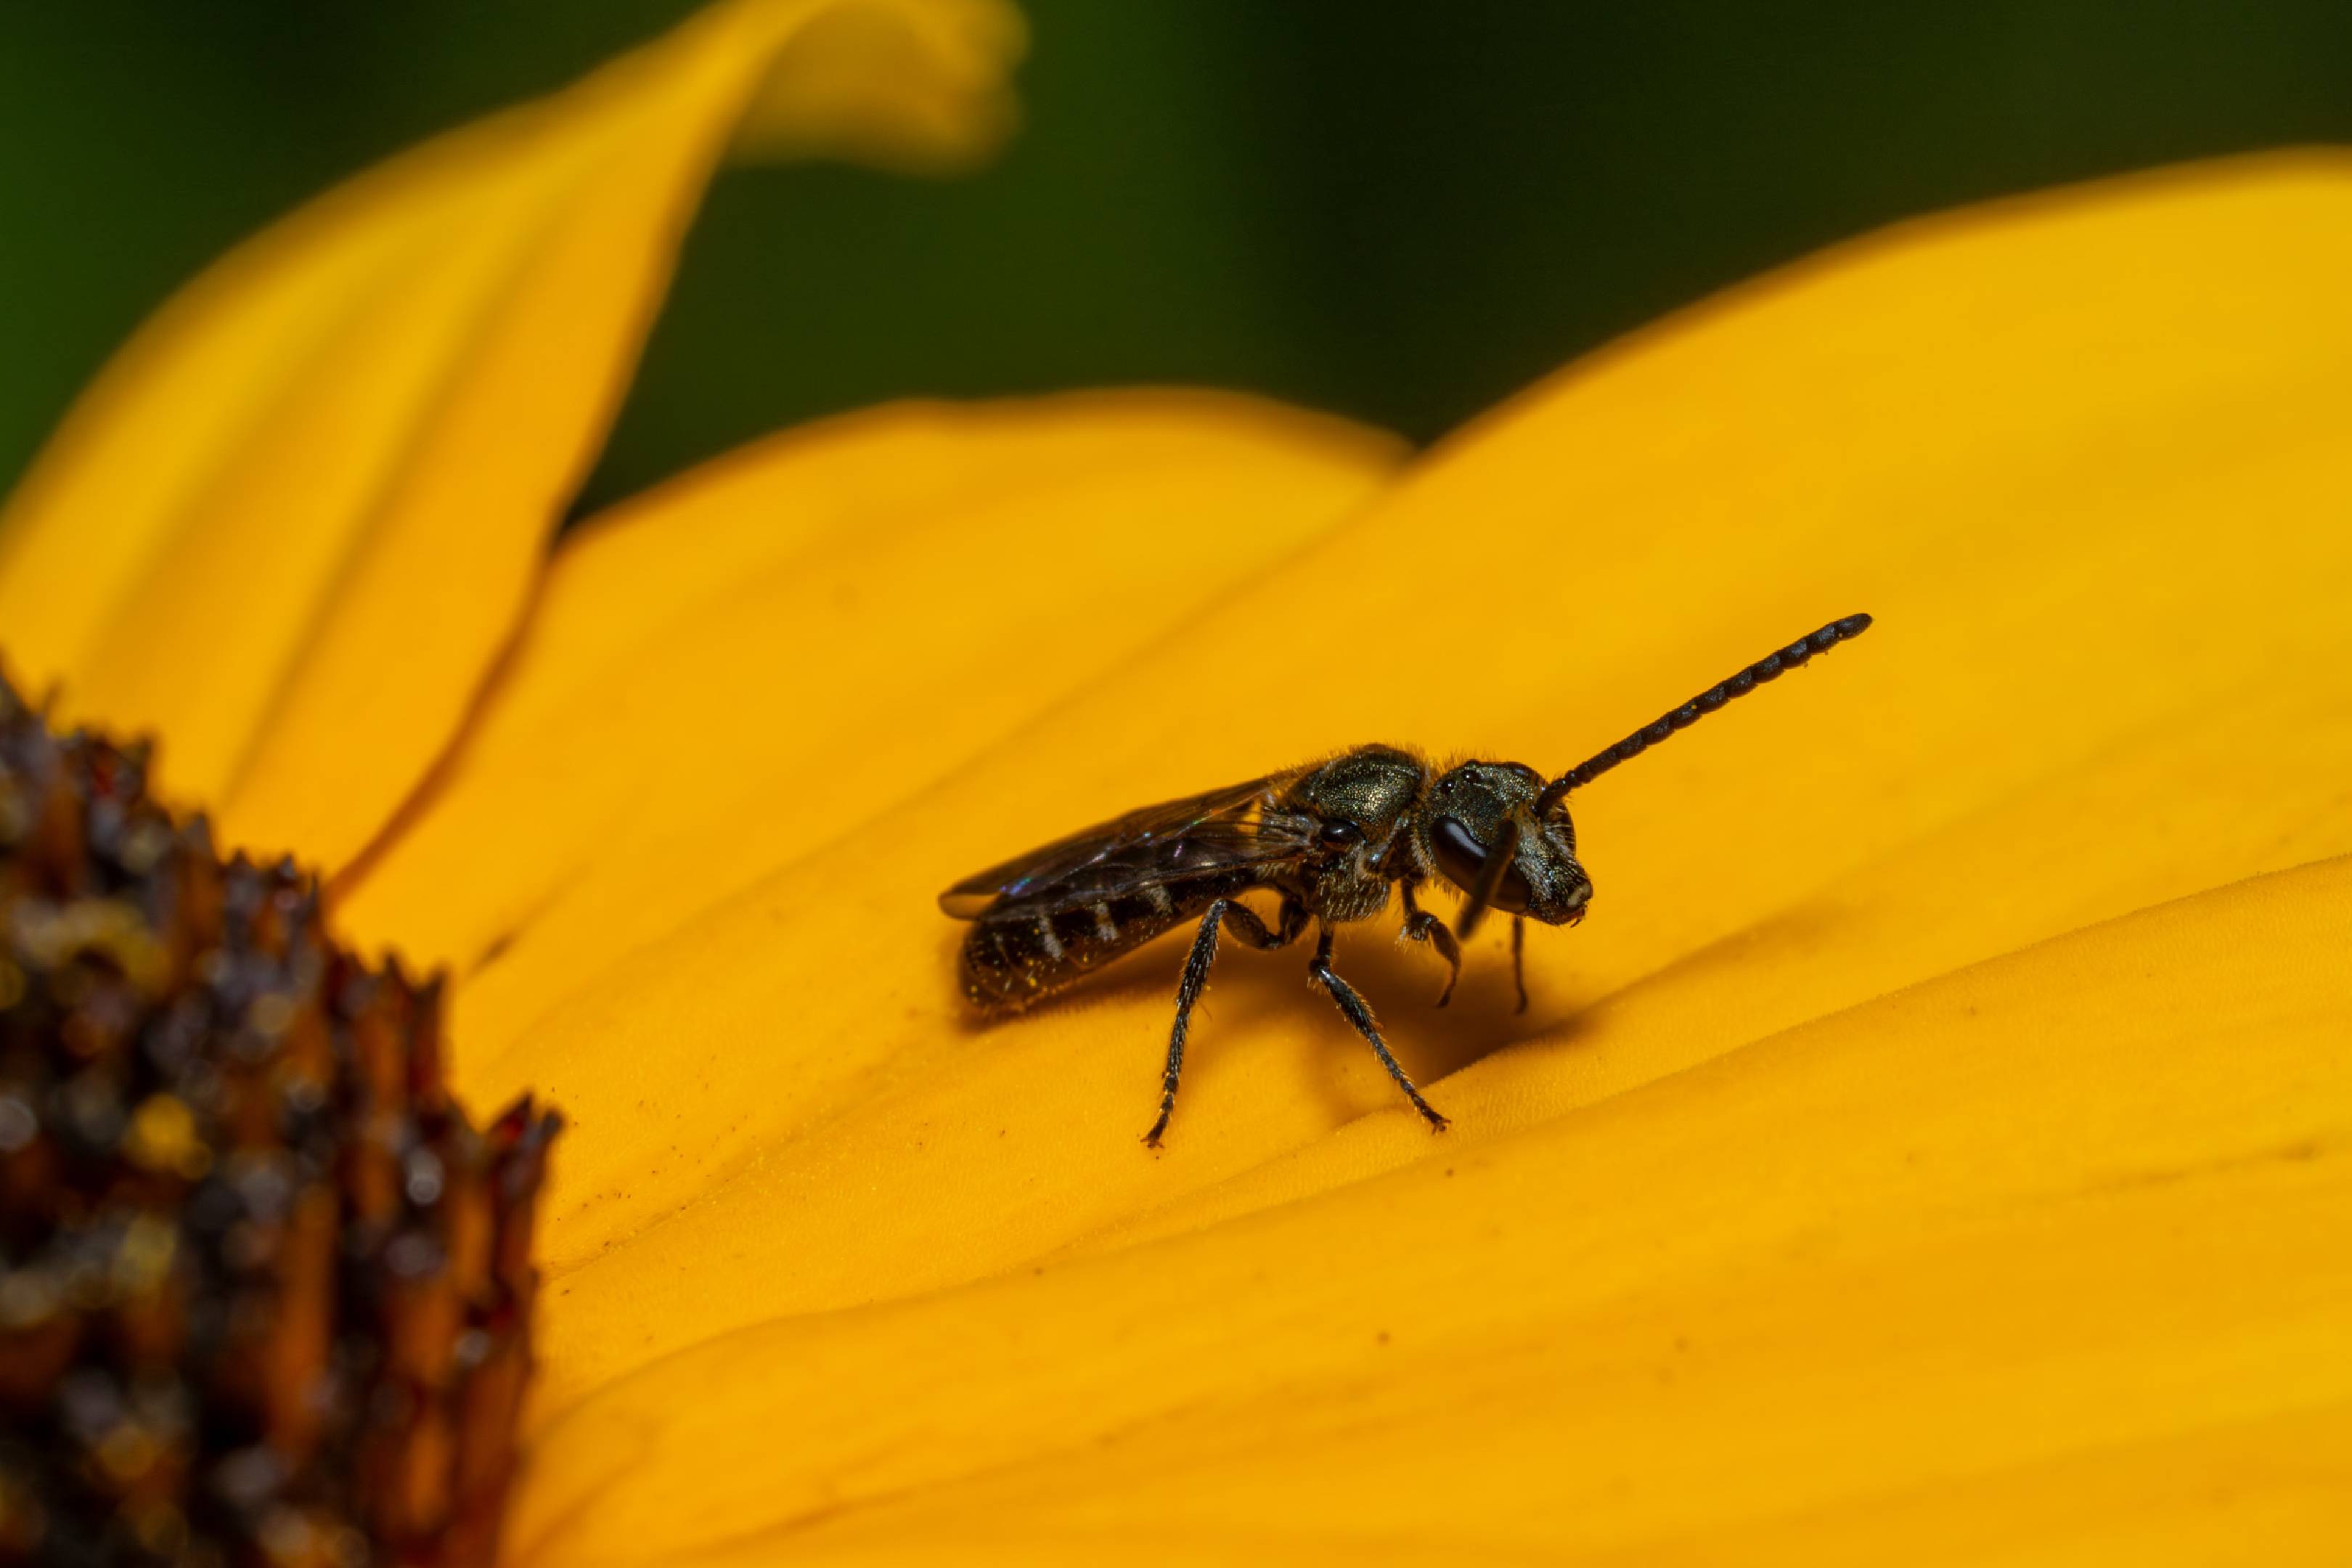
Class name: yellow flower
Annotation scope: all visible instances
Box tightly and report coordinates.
[6,1,2350,1559]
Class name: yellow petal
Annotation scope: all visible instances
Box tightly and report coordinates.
[474,155,2352,1429]
[0,0,1022,871]
[336,391,1405,1070]
[510,854,2352,1563]
[730,0,1024,171]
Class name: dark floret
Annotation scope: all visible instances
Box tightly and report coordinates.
[0,669,558,1568]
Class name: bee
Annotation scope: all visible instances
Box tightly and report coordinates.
[941,615,1874,1146]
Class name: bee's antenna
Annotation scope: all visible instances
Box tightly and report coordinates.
[1537,614,1874,813]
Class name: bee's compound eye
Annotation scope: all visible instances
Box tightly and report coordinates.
[1429,817,1487,887]
[1430,816,1534,913]
[1318,818,1364,847]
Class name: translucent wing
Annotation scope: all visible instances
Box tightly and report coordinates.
[939,772,1311,919]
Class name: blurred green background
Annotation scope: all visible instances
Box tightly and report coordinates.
[5,1,2351,516]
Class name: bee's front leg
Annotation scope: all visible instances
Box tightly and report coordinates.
[1511,915,1529,1014]
[1397,880,1463,1008]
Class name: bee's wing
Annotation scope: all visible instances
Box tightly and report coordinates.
[939,772,1311,919]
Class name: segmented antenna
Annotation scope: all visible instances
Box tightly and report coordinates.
[1536,614,1873,812]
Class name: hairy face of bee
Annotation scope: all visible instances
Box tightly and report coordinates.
[1422,761,1593,926]
[1284,745,1429,922]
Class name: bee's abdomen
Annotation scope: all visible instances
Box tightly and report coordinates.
[960,873,1254,1015]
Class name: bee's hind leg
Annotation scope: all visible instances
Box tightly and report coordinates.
[1397,881,1463,1007]
[1145,895,1306,1148]
[1307,923,1449,1132]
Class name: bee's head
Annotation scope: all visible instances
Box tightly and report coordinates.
[1421,761,1591,926]
[1429,613,1877,941]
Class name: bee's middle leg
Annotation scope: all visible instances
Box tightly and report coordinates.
[1145,896,1306,1148]
[1307,924,1450,1132]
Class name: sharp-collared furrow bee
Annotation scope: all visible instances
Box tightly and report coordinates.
[941,615,1874,1146]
